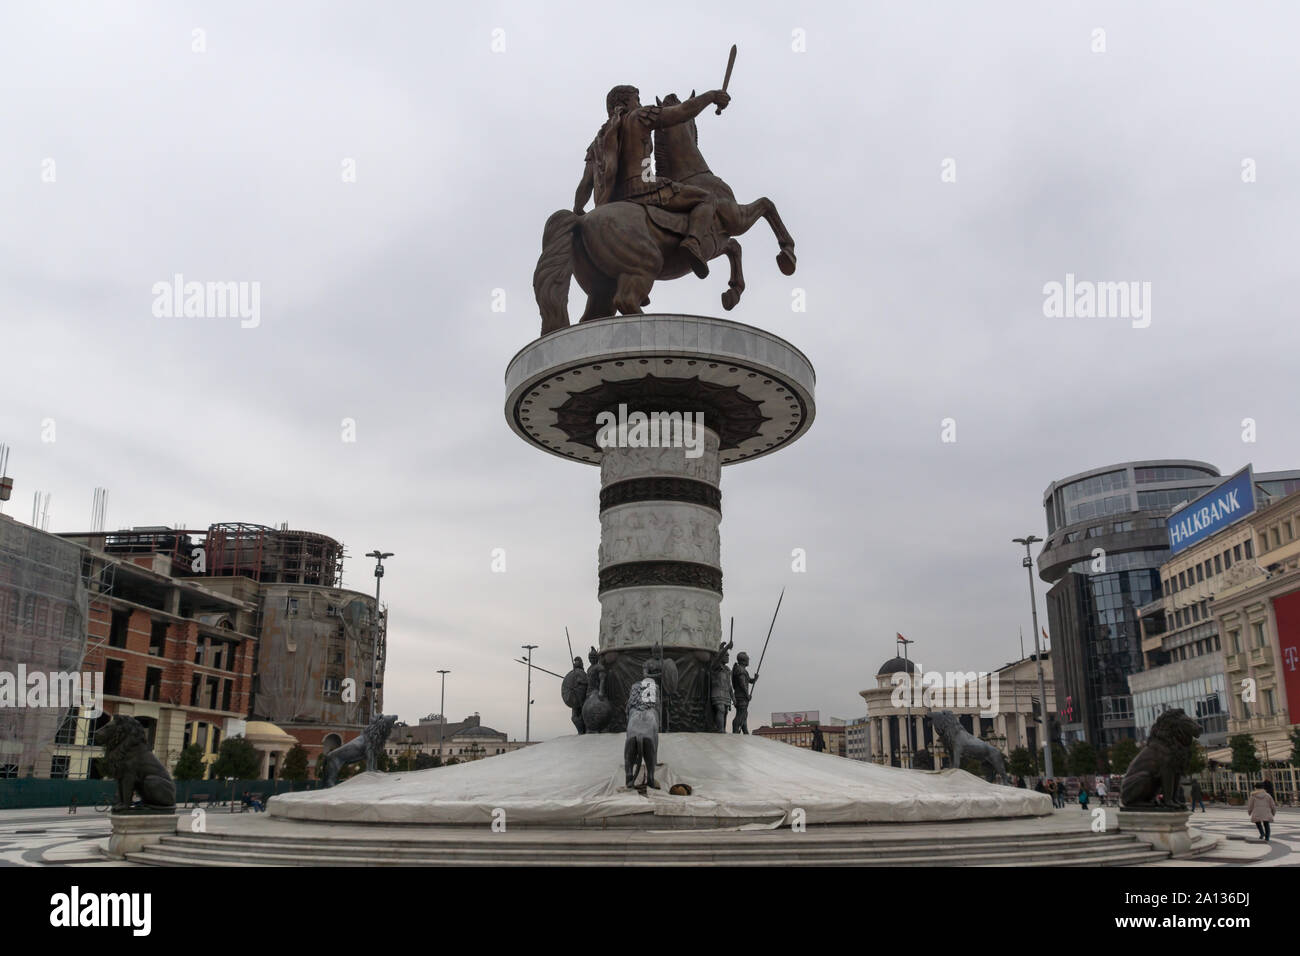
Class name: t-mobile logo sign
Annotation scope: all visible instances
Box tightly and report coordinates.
[1284,646,1299,672]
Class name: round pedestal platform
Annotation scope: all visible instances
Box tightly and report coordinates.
[268,734,1052,828]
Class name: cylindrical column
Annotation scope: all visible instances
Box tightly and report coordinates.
[595,427,723,731]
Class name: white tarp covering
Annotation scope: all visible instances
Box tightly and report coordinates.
[270,733,1053,826]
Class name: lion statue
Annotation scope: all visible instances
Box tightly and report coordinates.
[321,714,399,787]
[930,710,1006,782]
[95,715,176,812]
[1120,708,1200,809]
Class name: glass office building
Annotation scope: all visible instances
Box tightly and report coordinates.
[1037,461,1221,746]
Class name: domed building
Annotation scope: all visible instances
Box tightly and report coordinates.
[859,650,1057,769]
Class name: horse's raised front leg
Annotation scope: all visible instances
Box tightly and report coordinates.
[715,197,796,276]
[720,238,745,311]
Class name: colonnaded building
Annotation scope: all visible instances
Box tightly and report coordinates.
[859,653,1056,769]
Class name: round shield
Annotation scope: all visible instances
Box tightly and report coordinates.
[561,669,588,709]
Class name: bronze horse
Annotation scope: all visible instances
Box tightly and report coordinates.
[533,93,796,336]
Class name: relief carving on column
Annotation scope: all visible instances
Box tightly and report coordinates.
[598,587,722,651]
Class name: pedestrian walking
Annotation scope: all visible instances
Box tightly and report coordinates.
[1189,777,1206,812]
[1096,779,1107,806]
[1078,786,1090,811]
[1246,783,1277,841]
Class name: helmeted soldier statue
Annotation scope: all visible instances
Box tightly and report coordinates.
[709,642,733,733]
[561,656,589,734]
[731,651,757,734]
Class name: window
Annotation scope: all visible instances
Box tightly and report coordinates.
[287,597,299,616]
[104,659,124,696]
[1179,571,1187,589]
[109,610,130,649]
[194,636,205,665]
[1253,621,1267,648]
[144,667,162,702]
[323,677,341,696]
[1245,539,1254,559]
[1224,550,1233,570]
[1271,527,1281,549]
[49,755,71,779]
[1087,525,1105,538]
[56,708,81,745]
[149,620,167,656]
[191,674,201,706]
[1195,564,1203,583]
[1234,544,1243,561]
[1230,630,1240,654]
[1213,555,1222,575]
[222,680,232,711]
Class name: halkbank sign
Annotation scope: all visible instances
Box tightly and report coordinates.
[1167,466,1256,555]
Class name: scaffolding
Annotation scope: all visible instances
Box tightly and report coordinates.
[0,518,90,777]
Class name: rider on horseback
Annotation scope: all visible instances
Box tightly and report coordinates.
[574,85,730,278]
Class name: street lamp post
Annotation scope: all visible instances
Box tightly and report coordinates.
[1013,535,1054,778]
[364,550,394,723]
[522,644,538,743]
[437,669,450,763]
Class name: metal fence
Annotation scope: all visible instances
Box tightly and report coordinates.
[1196,768,1300,806]
[0,777,320,810]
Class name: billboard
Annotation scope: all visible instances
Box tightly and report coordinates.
[1167,465,1256,555]
[1273,591,1300,723]
[772,710,819,727]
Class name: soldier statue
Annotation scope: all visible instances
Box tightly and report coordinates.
[708,641,733,733]
[582,645,613,733]
[561,656,589,734]
[731,651,757,734]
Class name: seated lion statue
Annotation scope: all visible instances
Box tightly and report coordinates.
[95,715,176,812]
[1120,708,1200,809]
[930,710,1006,781]
[321,714,399,787]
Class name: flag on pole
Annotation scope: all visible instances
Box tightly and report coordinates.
[896,633,912,645]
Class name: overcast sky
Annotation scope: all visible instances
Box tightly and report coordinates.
[3,2,1297,741]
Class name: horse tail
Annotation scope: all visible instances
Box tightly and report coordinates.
[533,209,579,335]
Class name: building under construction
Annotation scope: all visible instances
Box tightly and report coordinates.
[0,516,89,777]
[4,521,390,779]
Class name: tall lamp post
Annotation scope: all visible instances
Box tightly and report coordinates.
[1013,535,1053,778]
[521,644,538,743]
[364,550,394,723]
[437,669,450,763]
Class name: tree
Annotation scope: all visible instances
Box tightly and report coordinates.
[1095,747,1112,774]
[173,744,206,781]
[1109,738,1139,774]
[414,752,439,770]
[1051,742,1068,776]
[1007,747,1035,778]
[280,745,309,782]
[1289,727,1300,768]
[211,735,261,780]
[1187,741,1207,774]
[1229,734,1260,773]
[911,749,934,771]
[1067,741,1097,776]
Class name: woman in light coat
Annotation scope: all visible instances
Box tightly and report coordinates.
[1245,784,1277,841]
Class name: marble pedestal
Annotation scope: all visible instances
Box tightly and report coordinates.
[105,812,177,859]
[1116,809,1193,857]
[506,315,816,730]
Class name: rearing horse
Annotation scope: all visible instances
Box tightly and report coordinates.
[533,92,796,336]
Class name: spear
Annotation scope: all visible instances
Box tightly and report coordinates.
[750,587,785,690]
[514,657,564,679]
[565,626,574,665]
